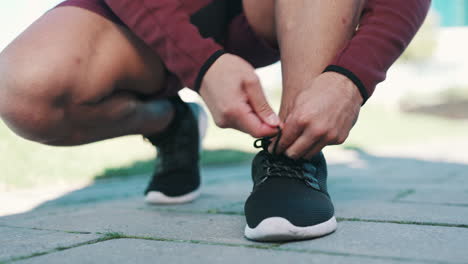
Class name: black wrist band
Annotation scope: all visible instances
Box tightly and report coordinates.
[323,65,369,105]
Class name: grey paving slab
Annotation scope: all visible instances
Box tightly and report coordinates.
[280,221,468,264]
[336,201,468,225]
[37,176,148,209]
[0,207,262,246]
[6,176,460,229]
[201,165,251,185]
[218,199,468,226]
[35,164,249,210]
[0,226,99,262]
[329,160,452,183]
[15,238,424,264]
[142,180,251,213]
[399,189,468,206]
[57,179,251,215]
[443,172,468,186]
[328,184,403,202]
[0,180,249,229]
[0,166,250,225]
[328,151,468,187]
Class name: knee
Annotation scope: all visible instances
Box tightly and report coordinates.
[0,55,69,145]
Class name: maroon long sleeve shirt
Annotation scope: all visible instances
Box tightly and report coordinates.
[104,0,431,103]
[325,0,431,103]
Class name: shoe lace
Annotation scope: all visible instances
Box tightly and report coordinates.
[253,128,320,189]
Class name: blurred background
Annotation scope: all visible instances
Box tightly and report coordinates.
[1,1,467,215]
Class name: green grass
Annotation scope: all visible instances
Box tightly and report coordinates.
[1,98,467,190]
[100,232,126,239]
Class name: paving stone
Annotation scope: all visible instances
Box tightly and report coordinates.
[328,151,468,186]
[0,166,251,225]
[142,180,251,213]
[202,165,250,185]
[0,226,99,262]
[34,164,249,209]
[71,179,251,215]
[0,179,250,229]
[328,184,402,202]
[336,201,468,225]
[442,172,468,186]
[0,195,154,228]
[0,207,261,246]
[399,189,468,206]
[220,199,468,226]
[16,238,423,264]
[280,221,468,264]
[0,164,246,216]
[4,147,468,264]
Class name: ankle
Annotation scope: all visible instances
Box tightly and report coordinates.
[143,99,176,137]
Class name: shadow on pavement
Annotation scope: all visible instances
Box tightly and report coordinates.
[2,147,468,217]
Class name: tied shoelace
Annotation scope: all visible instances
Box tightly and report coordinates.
[253,127,321,190]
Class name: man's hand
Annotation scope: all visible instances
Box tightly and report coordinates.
[199,54,280,138]
[273,72,363,159]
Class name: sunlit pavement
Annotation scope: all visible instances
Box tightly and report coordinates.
[1,141,468,264]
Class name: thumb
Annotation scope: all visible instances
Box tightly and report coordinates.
[243,75,280,127]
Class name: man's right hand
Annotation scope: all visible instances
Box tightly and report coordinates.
[199,53,280,138]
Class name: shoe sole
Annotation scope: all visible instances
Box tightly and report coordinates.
[144,103,207,205]
[244,216,337,242]
[145,188,201,204]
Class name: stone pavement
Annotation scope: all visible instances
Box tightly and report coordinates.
[1,147,468,264]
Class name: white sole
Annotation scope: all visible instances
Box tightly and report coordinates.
[145,188,201,205]
[145,103,207,205]
[244,216,337,242]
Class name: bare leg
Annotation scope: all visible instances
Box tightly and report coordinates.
[0,7,173,146]
[243,0,364,118]
[275,0,364,119]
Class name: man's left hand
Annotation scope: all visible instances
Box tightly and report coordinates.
[272,72,363,159]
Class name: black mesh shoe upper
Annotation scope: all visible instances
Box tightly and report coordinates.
[144,96,201,197]
[245,136,334,228]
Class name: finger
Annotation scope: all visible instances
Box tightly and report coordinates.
[243,76,280,127]
[271,116,304,154]
[232,103,278,138]
[284,131,323,160]
[304,141,328,160]
[265,122,285,152]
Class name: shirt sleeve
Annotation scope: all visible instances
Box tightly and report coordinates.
[104,0,225,91]
[324,0,431,104]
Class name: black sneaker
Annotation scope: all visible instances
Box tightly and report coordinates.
[244,133,337,241]
[144,96,208,204]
